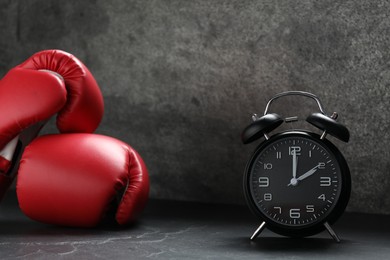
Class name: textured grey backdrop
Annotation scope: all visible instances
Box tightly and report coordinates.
[0,0,389,215]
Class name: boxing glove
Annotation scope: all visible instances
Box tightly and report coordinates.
[17,134,149,227]
[0,50,104,200]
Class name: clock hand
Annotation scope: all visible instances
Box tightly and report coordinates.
[287,150,299,186]
[292,152,298,179]
[296,164,320,181]
[288,164,320,186]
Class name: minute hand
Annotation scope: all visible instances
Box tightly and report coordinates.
[296,165,320,182]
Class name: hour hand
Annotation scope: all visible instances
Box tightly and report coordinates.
[288,164,319,186]
[297,165,320,181]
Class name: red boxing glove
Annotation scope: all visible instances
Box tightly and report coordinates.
[17,50,104,133]
[17,134,149,227]
[0,50,103,199]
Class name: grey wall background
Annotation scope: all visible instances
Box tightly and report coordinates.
[0,0,389,215]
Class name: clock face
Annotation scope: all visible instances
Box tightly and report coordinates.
[245,132,345,230]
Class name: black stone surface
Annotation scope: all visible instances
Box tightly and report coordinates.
[0,193,389,259]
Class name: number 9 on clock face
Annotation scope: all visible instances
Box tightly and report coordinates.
[243,131,350,237]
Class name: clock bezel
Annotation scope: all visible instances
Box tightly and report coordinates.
[243,131,351,237]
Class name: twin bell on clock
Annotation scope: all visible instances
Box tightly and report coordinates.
[241,91,351,242]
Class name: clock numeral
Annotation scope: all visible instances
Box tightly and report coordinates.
[276,152,282,159]
[289,208,300,219]
[306,205,314,213]
[264,193,272,201]
[264,163,273,170]
[318,194,326,201]
[320,177,331,186]
[289,146,301,156]
[258,177,269,187]
[318,162,326,169]
[273,206,282,214]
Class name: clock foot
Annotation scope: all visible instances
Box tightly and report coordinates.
[250,221,266,240]
[324,222,340,243]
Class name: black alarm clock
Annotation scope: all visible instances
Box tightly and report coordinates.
[241,91,351,242]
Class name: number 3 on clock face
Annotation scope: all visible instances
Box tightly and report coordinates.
[244,131,350,237]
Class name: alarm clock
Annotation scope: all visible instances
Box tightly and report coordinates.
[241,91,351,242]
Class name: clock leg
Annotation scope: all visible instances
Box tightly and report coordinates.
[324,222,341,243]
[250,221,266,240]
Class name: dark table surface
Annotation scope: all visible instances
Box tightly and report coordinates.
[0,192,389,259]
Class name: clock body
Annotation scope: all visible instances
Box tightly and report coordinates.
[243,131,351,237]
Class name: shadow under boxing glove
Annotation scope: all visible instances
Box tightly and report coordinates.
[0,50,103,200]
[17,134,149,227]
